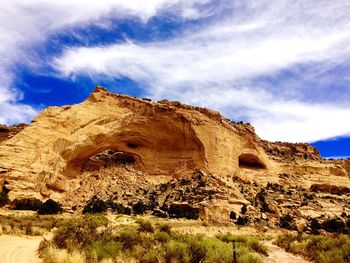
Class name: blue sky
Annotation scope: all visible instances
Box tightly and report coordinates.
[0,1,349,158]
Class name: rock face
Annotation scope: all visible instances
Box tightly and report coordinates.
[0,124,27,143]
[0,86,349,225]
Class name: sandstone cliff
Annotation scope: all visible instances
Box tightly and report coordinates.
[0,86,349,224]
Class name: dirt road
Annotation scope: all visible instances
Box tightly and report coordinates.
[0,235,42,263]
[263,241,310,263]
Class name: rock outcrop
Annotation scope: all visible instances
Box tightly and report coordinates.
[0,124,27,143]
[0,86,349,225]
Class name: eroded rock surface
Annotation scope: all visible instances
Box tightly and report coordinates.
[0,86,349,227]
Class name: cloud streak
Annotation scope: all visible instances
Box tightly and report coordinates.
[54,1,350,142]
[0,0,211,124]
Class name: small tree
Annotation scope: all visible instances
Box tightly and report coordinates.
[236,216,248,225]
[38,199,63,215]
[83,196,107,214]
[13,198,43,211]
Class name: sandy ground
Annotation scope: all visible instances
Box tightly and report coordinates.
[263,241,310,263]
[0,235,42,263]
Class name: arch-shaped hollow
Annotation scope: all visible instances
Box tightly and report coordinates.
[62,117,206,178]
[238,153,266,169]
[81,149,137,172]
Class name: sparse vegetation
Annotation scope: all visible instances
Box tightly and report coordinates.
[0,214,61,236]
[13,198,43,211]
[38,199,63,215]
[275,233,350,263]
[82,196,108,214]
[39,215,265,263]
[168,203,200,219]
[236,216,249,225]
[279,214,295,230]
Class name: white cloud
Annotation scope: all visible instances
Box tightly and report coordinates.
[1,0,350,143]
[0,0,210,124]
[54,1,350,142]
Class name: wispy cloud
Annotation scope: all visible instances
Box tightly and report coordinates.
[1,1,350,143]
[0,0,211,124]
[54,1,350,142]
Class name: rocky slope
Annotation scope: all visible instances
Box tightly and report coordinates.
[0,86,349,229]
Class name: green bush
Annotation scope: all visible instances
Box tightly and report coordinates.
[140,249,162,263]
[133,201,149,215]
[13,198,43,211]
[155,231,170,243]
[118,228,143,249]
[136,219,154,233]
[275,233,350,263]
[82,196,107,214]
[53,214,109,251]
[38,199,63,215]
[236,216,248,225]
[168,203,200,220]
[165,240,190,263]
[41,216,264,263]
[322,217,346,233]
[158,223,171,234]
[86,240,122,260]
[279,214,295,230]
[216,233,268,256]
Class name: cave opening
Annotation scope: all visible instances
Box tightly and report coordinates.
[81,149,137,172]
[238,153,266,169]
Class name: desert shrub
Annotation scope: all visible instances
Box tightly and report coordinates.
[309,218,321,235]
[13,198,43,211]
[136,219,154,233]
[53,214,109,251]
[152,209,167,218]
[38,199,63,215]
[82,196,107,214]
[140,249,162,263]
[155,231,170,243]
[86,240,122,260]
[158,223,171,234]
[41,215,264,263]
[118,228,143,249]
[168,203,200,220]
[236,216,248,225]
[0,214,59,236]
[322,217,346,233]
[165,240,190,263]
[275,233,350,263]
[279,214,295,230]
[39,245,86,263]
[132,201,149,215]
[216,233,268,256]
[109,202,132,215]
[0,191,8,207]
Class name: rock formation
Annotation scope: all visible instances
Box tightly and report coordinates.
[0,86,349,226]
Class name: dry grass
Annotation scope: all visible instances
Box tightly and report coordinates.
[39,215,266,263]
[41,245,86,263]
[275,233,350,263]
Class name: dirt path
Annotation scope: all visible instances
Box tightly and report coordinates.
[263,241,310,263]
[0,235,42,263]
